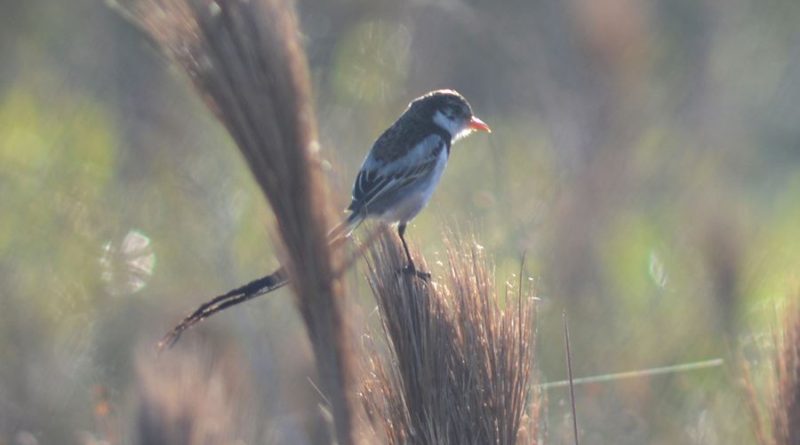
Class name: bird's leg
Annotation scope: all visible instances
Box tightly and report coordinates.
[398,223,415,268]
[398,223,430,280]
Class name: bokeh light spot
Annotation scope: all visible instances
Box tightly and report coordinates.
[100,229,156,296]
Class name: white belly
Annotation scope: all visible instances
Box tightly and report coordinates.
[379,148,448,224]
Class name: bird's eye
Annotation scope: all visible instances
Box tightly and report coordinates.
[443,107,460,119]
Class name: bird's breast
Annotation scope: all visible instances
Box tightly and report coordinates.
[379,147,449,224]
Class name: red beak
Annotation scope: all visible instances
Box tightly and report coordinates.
[468,116,492,133]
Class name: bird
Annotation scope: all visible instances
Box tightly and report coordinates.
[159,89,491,348]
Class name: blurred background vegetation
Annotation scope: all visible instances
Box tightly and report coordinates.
[2,0,800,443]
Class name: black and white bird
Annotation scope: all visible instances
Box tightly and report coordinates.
[160,89,491,348]
[338,89,491,275]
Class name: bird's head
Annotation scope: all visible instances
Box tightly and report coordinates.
[407,89,491,140]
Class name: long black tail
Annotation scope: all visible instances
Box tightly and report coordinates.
[158,268,288,350]
[159,214,366,350]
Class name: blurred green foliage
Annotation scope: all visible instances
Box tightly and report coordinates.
[3,0,800,443]
[1,83,115,318]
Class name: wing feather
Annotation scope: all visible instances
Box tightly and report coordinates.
[348,134,446,216]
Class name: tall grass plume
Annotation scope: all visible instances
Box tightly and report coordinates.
[744,301,800,445]
[114,0,356,442]
[360,231,540,445]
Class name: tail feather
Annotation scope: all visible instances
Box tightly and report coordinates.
[160,214,363,349]
[328,211,364,240]
[158,268,288,350]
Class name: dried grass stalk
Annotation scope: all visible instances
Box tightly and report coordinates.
[744,301,800,445]
[116,0,355,442]
[133,346,256,445]
[772,305,800,444]
[361,231,540,445]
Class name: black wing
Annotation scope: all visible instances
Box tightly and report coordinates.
[348,134,447,216]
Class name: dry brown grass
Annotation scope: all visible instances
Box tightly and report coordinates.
[115,0,356,442]
[744,301,800,445]
[360,230,540,445]
[133,344,257,445]
[112,3,542,444]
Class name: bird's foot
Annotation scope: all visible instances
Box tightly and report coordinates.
[400,264,431,281]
